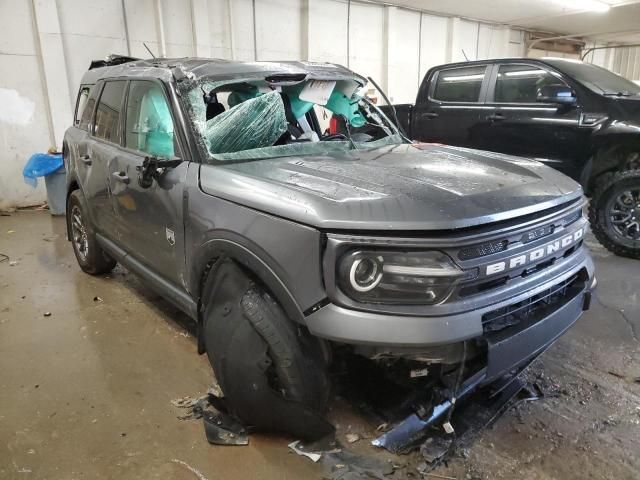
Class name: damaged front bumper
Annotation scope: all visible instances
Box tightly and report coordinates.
[305,250,594,357]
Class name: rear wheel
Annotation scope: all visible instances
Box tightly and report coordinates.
[67,190,117,274]
[588,170,640,259]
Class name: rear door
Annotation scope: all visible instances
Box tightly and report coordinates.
[413,64,490,146]
[110,79,187,286]
[83,80,127,238]
[477,63,586,176]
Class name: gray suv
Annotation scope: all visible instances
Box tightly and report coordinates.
[64,56,595,435]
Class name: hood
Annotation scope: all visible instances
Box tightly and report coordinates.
[199,143,583,231]
[607,95,640,120]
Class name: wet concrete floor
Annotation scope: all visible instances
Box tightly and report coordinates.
[0,211,638,479]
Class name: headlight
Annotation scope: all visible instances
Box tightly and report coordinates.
[338,250,476,305]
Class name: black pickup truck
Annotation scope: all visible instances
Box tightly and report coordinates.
[381,58,640,259]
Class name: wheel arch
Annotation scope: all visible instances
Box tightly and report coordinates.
[584,133,640,195]
[190,232,308,328]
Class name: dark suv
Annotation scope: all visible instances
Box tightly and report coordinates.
[385,58,640,258]
[64,56,595,437]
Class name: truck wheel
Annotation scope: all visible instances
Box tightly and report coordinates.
[588,170,640,259]
[67,190,117,274]
[202,266,330,434]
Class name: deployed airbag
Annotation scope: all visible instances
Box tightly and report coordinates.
[204,91,287,154]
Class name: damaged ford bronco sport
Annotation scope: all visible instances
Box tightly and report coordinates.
[64,56,595,443]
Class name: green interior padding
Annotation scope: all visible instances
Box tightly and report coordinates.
[204,91,287,154]
[325,90,365,128]
[228,88,261,108]
[283,83,315,119]
[139,87,174,158]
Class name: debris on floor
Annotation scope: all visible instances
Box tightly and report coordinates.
[171,459,209,480]
[345,432,361,444]
[171,390,249,445]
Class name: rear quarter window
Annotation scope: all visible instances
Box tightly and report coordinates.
[74,86,91,127]
[432,66,487,103]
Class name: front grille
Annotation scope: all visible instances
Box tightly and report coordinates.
[457,208,582,262]
[481,269,587,334]
[458,239,508,261]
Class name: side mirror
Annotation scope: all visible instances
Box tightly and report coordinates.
[536,84,577,106]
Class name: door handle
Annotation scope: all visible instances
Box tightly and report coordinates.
[80,154,92,166]
[111,171,130,185]
[487,113,505,122]
[424,112,439,119]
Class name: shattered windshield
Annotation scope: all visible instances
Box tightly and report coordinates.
[184,76,404,162]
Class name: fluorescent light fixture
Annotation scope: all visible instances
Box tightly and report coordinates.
[554,0,610,12]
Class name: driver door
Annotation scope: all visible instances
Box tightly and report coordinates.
[110,79,188,286]
[478,63,588,176]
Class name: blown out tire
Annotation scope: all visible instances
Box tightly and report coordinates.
[66,189,117,274]
[202,270,330,430]
[588,170,640,259]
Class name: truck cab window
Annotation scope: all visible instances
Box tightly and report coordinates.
[94,81,126,143]
[494,65,564,103]
[433,66,486,102]
[125,81,176,158]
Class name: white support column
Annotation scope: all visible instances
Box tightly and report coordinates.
[31,0,73,150]
[190,0,210,57]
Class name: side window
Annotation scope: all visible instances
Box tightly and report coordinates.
[74,86,91,127]
[432,66,487,103]
[494,65,564,103]
[78,94,96,131]
[125,81,176,158]
[94,80,126,143]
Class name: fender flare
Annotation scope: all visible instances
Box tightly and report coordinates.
[190,231,306,327]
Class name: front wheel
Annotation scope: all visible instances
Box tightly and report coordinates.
[589,170,640,259]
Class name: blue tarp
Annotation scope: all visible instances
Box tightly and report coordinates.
[23,153,63,187]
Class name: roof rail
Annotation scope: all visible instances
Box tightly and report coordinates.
[89,54,142,70]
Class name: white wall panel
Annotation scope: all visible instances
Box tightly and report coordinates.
[255,0,303,60]
[452,19,478,62]
[57,0,127,105]
[161,0,195,57]
[123,0,161,58]
[419,13,447,80]
[0,1,52,209]
[348,2,384,88]
[206,0,232,58]
[386,7,421,104]
[307,0,348,66]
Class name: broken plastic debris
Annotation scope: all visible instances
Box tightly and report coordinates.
[289,440,322,462]
[442,421,454,434]
[410,367,429,378]
[345,433,360,444]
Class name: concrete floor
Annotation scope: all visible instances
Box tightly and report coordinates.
[1,211,639,479]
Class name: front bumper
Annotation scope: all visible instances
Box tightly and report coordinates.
[305,249,595,349]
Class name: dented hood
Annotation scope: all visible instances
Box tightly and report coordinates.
[199,143,583,231]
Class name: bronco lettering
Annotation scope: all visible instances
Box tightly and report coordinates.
[485,227,585,276]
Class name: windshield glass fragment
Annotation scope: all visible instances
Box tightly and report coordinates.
[185,76,404,162]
